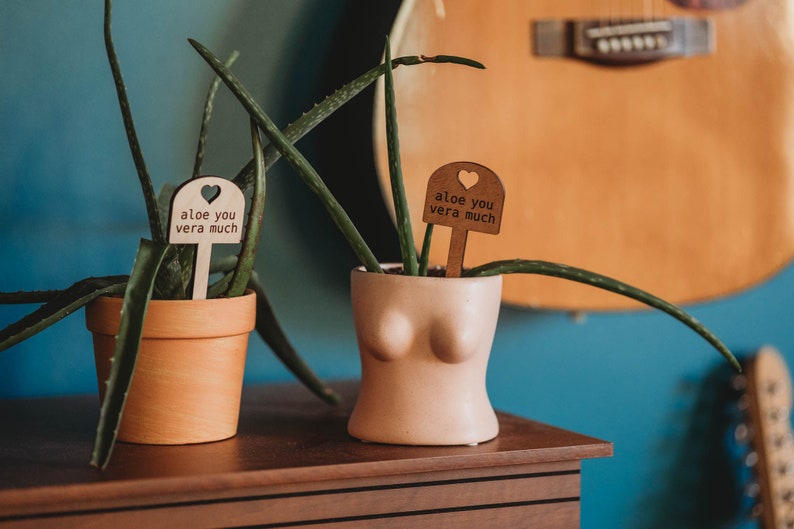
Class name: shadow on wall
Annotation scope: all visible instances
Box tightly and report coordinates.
[315,0,404,265]
[634,358,752,529]
[204,0,403,295]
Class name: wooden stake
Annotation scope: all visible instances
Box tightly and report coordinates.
[168,176,245,299]
[446,228,469,278]
[423,162,505,276]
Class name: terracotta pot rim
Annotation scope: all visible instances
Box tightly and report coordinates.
[85,289,256,338]
[92,288,256,304]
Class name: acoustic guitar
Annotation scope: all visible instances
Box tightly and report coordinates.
[726,346,794,527]
[374,0,794,310]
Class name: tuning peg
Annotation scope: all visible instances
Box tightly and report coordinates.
[778,460,794,476]
[776,432,794,448]
[769,407,791,422]
[766,379,783,395]
[732,374,748,391]
[745,451,759,467]
[734,422,754,444]
[744,481,761,498]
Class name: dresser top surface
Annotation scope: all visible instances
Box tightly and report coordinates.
[0,381,612,502]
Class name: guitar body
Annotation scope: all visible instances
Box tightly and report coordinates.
[374,0,794,309]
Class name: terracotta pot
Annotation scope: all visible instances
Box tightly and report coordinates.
[85,291,256,445]
[347,264,502,445]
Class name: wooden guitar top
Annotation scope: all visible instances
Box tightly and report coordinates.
[374,0,794,310]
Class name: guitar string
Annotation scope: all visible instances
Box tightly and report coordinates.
[600,0,672,30]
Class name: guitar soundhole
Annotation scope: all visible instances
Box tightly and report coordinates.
[669,0,748,9]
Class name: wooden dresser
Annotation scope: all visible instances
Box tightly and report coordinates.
[0,382,611,528]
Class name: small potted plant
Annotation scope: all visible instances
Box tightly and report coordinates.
[191,36,741,447]
[0,1,481,467]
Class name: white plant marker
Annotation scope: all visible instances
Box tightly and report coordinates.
[168,176,245,299]
[423,162,505,277]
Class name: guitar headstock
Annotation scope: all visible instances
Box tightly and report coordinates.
[729,346,794,528]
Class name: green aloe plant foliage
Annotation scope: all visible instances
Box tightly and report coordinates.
[192,37,740,373]
[2,2,487,470]
[0,3,497,469]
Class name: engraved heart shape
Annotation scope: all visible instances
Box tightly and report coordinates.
[201,185,221,204]
[457,170,479,190]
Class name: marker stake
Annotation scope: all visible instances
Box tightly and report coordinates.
[423,162,505,278]
[168,176,245,300]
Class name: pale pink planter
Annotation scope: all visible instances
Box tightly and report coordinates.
[347,264,502,445]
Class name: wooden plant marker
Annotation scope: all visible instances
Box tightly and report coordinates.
[169,176,245,299]
[423,162,505,277]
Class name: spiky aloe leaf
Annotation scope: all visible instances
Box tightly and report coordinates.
[155,185,195,299]
[463,259,740,371]
[193,254,339,404]
[210,255,238,274]
[193,50,240,179]
[0,276,128,352]
[0,291,60,304]
[383,37,417,276]
[418,224,434,277]
[230,54,486,193]
[156,183,178,235]
[91,238,169,469]
[104,0,162,244]
[189,38,382,273]
[248,270,341,405]
[227,120,266,297]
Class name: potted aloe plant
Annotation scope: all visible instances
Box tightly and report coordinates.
[191,36,741,447]
[0,1,482,467]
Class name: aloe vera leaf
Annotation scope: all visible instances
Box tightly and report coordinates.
[104,0,163,243]
[210,254,239,274]
[228,120,266,297]
[193,50,240,179]
[205,256,237,299]
[205,266,339,405]
[0,290,62,304]
[0,276,128,353]
[231,54,486,192]
[189,39,382,273]
[91,239,169,469]
[418,224,434,276]
[383,37,417,276]
[248,271,341,405]
[175,245,195,299]
[156,57,244,295]
[155,187,194,295]
[150,244,188,300]
[463,259,740,371]
[206,271,233,300]
[156,182,178,234]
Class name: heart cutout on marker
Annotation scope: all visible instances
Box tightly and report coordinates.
[201,185,221,204]
[457,170,479,190]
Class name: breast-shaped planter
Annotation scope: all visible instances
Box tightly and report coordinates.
[348,264,502,445]
[85,291,256,445]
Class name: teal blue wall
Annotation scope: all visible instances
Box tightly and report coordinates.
[1,2,790,527]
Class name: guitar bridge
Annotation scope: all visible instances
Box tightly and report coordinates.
[533,18,714,66]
